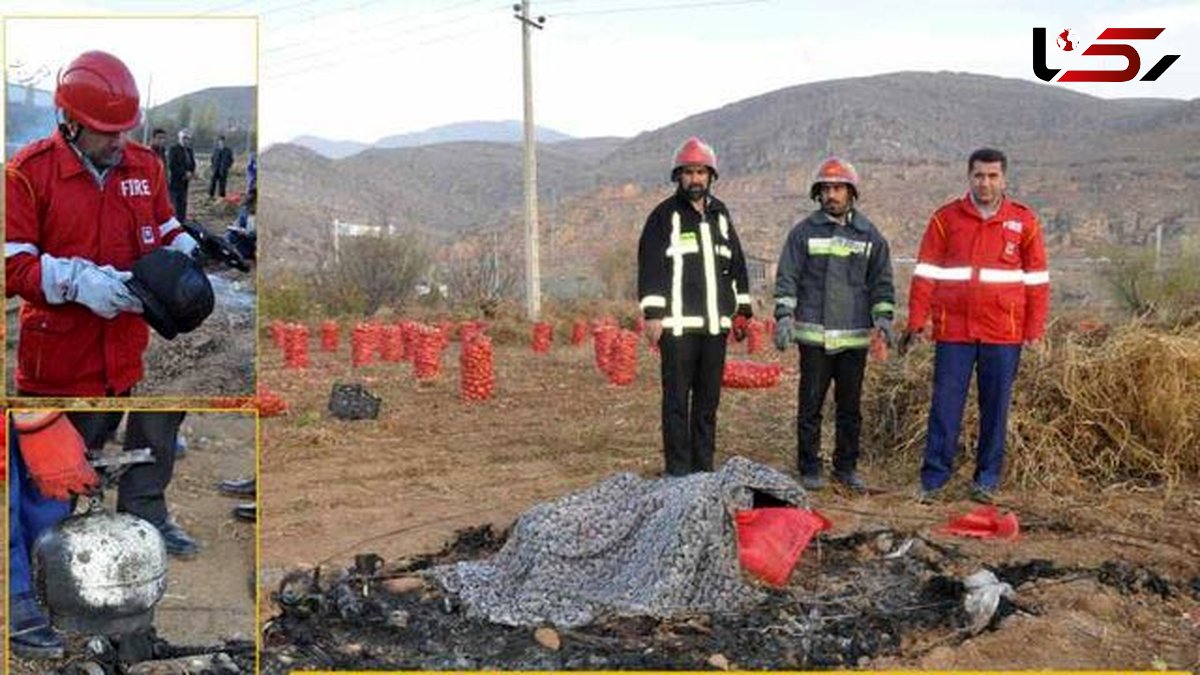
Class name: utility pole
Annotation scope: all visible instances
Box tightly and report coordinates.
[514,1,545,321]
[1154,222,1164,275]
[142,73,153,144]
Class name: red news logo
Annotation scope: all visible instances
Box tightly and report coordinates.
[1033,27,1181,83]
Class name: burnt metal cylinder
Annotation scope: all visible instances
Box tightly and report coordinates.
[32,510,168,635]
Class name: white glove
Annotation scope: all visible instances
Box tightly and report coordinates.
[168,232,200,257]
[40,254,143,319]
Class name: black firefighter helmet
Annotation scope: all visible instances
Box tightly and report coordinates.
[126,248,215,340]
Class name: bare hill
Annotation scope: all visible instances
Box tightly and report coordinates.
[150,85,257,132]
[261,72,1200,281]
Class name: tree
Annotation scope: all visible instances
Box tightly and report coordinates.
[596,239,637,301]
[443,231,522,316]
[177,100,193,131]
[319,231,430,315]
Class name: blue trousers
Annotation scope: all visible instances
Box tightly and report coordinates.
[920,342,1022,491]
[9,420,72,600]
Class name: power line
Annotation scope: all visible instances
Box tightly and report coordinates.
[262,0,495,57]
[264,23,498,81]
[204,0,317,15]
[548,0,766,17]
[262,0,499,70]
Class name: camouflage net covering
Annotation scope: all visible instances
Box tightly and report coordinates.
[431,456,808,627]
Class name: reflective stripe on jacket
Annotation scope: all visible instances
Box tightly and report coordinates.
[637,191,752,336]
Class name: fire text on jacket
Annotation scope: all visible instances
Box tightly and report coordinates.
[120,178,151,197]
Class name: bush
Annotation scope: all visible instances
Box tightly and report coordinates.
[260,270,320,321]
[1098,239,1200,327]
[317,232,431,316]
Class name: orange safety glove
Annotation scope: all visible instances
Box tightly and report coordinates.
[14,411,99,501]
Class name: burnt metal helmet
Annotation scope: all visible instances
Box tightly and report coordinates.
[126,248,215,340]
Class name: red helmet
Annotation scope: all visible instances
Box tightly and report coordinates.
[809,157,859,200]
[671,136,718,181]
[55,51,141,133]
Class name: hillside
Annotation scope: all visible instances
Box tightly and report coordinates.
[150,85,257,132]
[261,71,1200,290]
[292,120,577,159]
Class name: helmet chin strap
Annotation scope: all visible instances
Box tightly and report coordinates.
[58,111,83,144]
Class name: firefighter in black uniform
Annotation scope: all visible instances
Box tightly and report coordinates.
[638,137,753,476]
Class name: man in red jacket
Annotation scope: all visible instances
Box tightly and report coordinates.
[5,50,198,397]
[904,148,1049,503]
[5,53,203,651]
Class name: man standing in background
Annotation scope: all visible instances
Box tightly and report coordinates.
[208,134,234,199]
[168,127,196,220]
[149,127,168,166]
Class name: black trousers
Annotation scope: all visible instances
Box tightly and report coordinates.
[67,412,186,526]
[208,171,228,198]
[797,345,867,477]
[170,184,189,221]
[659,333,727,476]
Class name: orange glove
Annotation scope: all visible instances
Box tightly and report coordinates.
[14,412,99,501]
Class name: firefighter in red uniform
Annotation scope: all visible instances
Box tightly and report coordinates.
[5,53,203,634]
[904,148,1049,503]
[5,50,198,397]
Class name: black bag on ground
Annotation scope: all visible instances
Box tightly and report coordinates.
[328,383,381,420]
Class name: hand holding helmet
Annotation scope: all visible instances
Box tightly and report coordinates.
[40,255,144,319]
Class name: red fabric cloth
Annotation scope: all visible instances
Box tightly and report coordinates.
[937,505,1020,540]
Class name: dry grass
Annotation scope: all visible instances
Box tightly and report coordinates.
[864,320,1200,491]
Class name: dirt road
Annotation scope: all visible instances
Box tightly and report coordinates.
[259,329,1199,670]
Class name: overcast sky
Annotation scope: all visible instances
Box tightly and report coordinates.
[3,1,1197,146]
[5,16,256,108]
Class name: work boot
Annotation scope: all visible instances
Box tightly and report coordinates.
[969,483,997,505]
[234,502,256,522]
[832,471,868,495]
[11,593,64,660]
[218,477,256,497]
[917,486,943,504]
[157,519,200,559]
[799,472,825,491]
